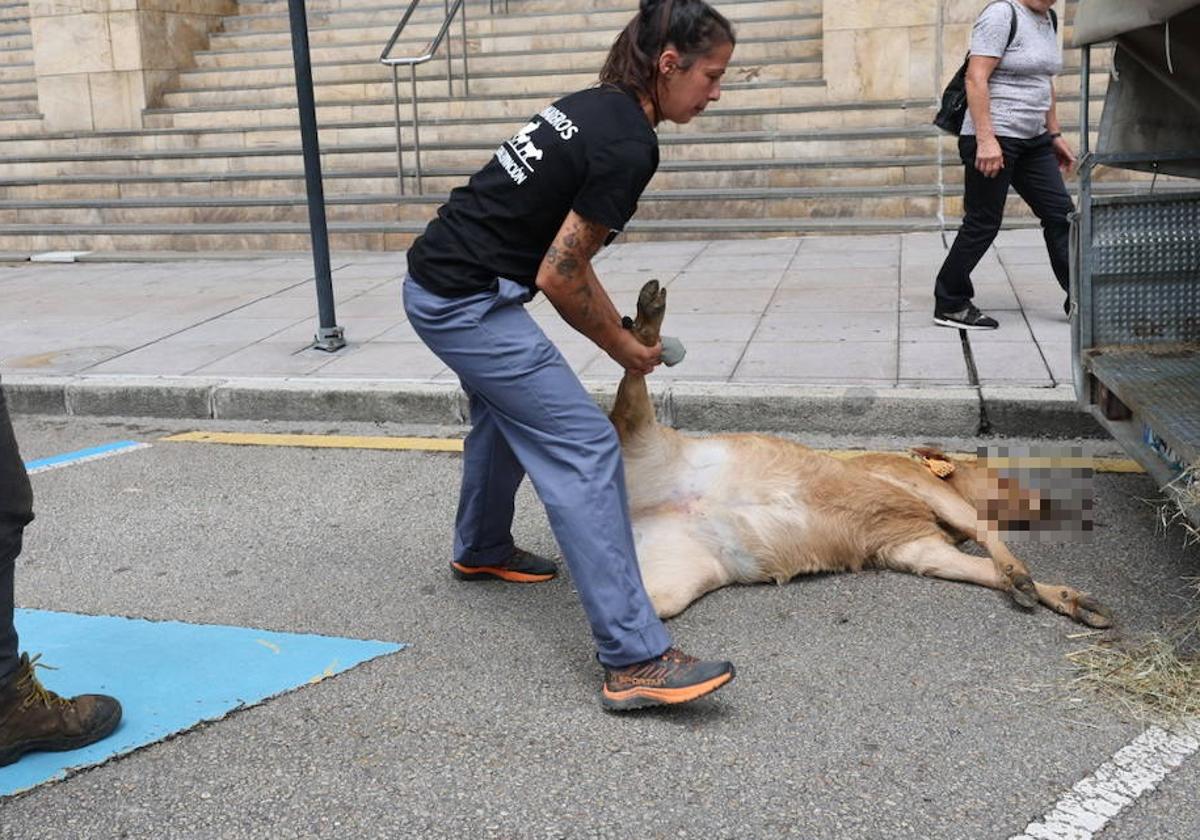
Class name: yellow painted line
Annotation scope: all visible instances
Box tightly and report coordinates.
[1091,457,1147,474]
[159,432,1144,473]
[159,431,464,453]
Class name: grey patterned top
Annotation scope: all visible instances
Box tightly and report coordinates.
[961,0,1063,140]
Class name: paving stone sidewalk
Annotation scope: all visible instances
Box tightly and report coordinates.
[0,231,1092,437]
[0,231,1071,386]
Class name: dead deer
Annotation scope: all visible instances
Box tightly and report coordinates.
[609,280,1112,627]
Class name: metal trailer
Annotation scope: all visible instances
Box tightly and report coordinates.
[1071,0,1200,528]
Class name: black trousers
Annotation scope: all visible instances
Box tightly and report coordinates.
[0,381,34,684]
[935,133,1074,313]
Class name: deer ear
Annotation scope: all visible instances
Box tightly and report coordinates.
[911,448,956,479]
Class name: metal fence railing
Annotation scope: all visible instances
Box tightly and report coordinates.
[379,0,471,195]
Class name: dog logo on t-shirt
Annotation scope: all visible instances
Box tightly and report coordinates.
[494,106,582,187]
[510,121,544,165]
[496,120,545,185]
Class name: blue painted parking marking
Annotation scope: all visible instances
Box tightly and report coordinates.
[0,609,405,797]
[24,440,151,475]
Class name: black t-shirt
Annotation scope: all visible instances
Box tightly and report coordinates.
[405,85,659,297]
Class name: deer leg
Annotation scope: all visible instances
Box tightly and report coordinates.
[1033,582,1113,628]
[882,537,1006,591]
[611,373,656,446]
[882,537,1112,627]
[975,529,1038,610]
[634,515,731,619]
[865,462,1039,609]
[610,280,667,445]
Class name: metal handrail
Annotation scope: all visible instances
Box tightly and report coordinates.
[380,0,470,195]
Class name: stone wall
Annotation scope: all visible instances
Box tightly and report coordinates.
[822,0,1067,103]
[30,0,236,132]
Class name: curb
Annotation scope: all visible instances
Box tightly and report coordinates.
[1,375,1106,439]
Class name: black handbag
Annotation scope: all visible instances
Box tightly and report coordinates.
[933,2,1057,135]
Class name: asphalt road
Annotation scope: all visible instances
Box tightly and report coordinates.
[2,414,1198,839]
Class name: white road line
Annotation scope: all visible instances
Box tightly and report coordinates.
[1011,720,1200,840]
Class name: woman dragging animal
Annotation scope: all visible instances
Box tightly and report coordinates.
[402,0,737,711]
[934,0,1076,330]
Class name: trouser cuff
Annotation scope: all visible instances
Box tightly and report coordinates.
[453,535,516,568]
[594,619,672,668]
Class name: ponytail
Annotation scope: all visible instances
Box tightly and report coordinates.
[599,0,735,120]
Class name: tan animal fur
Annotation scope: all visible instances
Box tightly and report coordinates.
[610,280,1111,628]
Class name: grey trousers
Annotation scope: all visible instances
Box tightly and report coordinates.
[403,274,671,667]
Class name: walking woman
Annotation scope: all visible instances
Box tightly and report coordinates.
[934,0,1076,330]
[402,0,737,711]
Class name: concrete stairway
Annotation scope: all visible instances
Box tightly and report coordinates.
[0,0,1156,254]
[0,0,40,138]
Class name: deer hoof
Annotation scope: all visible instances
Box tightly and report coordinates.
[637,280,666,320]
[1074,594,1114,628]
[1009,574,1038,609]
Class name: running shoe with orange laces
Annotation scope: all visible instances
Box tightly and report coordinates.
[450,548,557,583]
[601,647,735,711]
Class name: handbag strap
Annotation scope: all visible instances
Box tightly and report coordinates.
[965,0,1019,60]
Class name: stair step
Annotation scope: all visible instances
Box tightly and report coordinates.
[140,68,1103,133]
[233,0,818,14]
[207,19,809,65]
[144,78,829,129]
[207,0,804,47]
[69,92,1101,151]
[0,47,31,65]
[196,16,820,74]
[220,0,622,33]
[228,0,820,25]
[195,24,814,69]
[5,148,1156,204]
[0,78,34,95]
[161,65,823,110]
[2,125,961,178]
[0,215,1063,253]
[0,32,31,50]
[178,36,820,90]
[4,97,982,155]
[0,60,33,78]
[3,179,1175,226]
[0,154,956,199]
[0,97,38,116]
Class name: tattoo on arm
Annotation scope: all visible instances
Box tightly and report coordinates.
[546,214,607,283]
[540,212,615,331]
[558,255,581,279]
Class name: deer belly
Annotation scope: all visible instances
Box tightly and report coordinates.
[628,439,815,583]
[627,438,732,516]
